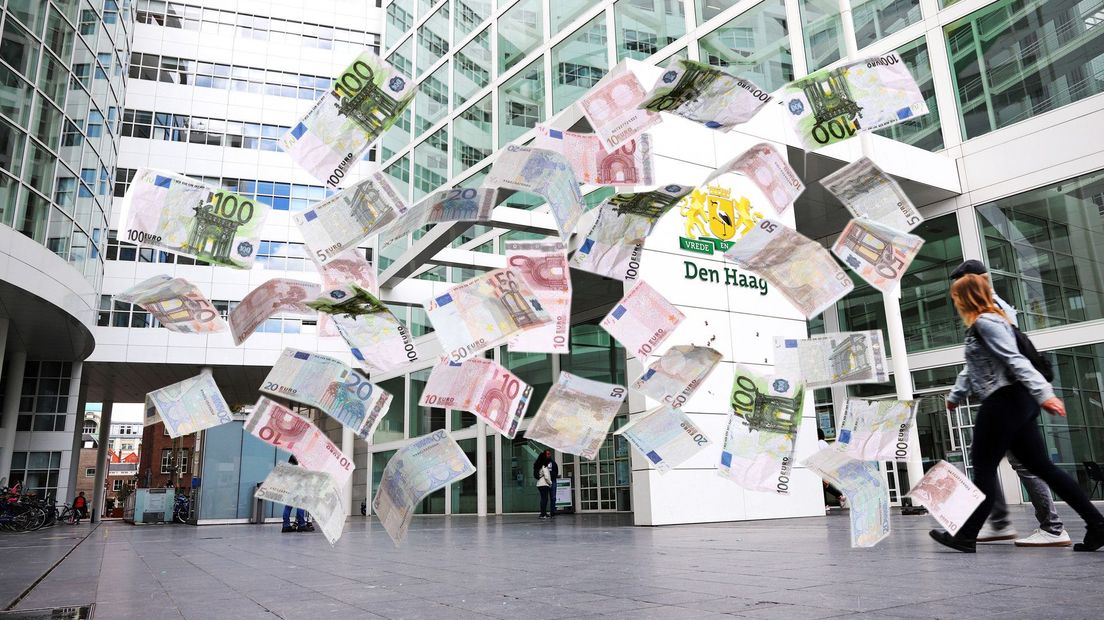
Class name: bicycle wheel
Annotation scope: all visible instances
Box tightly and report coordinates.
[12,511,34,532]
[29,508,48,531]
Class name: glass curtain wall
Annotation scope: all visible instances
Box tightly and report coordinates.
[697,0,794,90]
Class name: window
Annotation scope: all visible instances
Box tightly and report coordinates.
[498,0,542,74]
[385,1,413,49]
[417,3,449,75]
[113,170,332,211]
[453,29,490,107]
[128,52,333,100]
[454,0,490,40]
[453,95,492,175]
[85,468,96,477]
[179,449,189,474]
[499,58,545,147]
[874,39,943,152]
[979,170,1104,331]
[614,0,684,62]
[946,0,1104,141]
[552,15,608,114]
[799,0,845,72]
[415,64,449,136]
[16,362,71,433]
[113,479,123,492]
[8,451,62,500]
[160,448,173,474]
[698,0,793,91]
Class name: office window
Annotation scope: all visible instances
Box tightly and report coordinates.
[499,57,545,146]
[553,15,608,114]
[415,64,450,137]
[454,95,492,175]
[874,39,943,151]
[853,0,920,50]
[946,0,1104,140]
[417,2,450,75]
[113,479,123,492]
[454,29,490,107]
[698,0,793,91]
[498,0,543,74]
[979,170,1104,331]
[799,0,845,72]
[413,129,448,202]
[9,451,62,500]
[615,0,685,62]
[454,0,490,40]
[385,1,413,49]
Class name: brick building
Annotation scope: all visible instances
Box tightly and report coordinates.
[138,421,196,491]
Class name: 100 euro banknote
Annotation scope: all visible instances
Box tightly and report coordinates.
[633,345,723,409]
[308,284,421,373]
[116,275,226,334]
[256,463,346,545]
[379,187,497,246]
[780,52,928,151]
[906,460,985,536]
[506,240,571,354]
[295,172,405,264]
[601,281,685,359]
[534,124,654,186]
[281,50,414,187]
[640,59,773,131]
[245,396,355,488]
[579,64,661,153]
[373,430,475,545]
[820,157,922,232]
[804,448,891,547]
[525,372,627,460]
[120,169,269,269]
[616,407,711,474]
[145,372,233,438]
[424,268,550,363]
[773,331,889,388]
[835,398,917,461]
[486,145,584,241]
[833,217,924,293]
[572,185,692,281]
[229,279,321,345]
[718,364,805,494]
[420,358,531,438]
[724,218,854,318]
[260,348,392,441]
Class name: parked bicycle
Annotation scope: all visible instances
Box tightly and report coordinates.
[0,490,49,532]
[173,493,190,523]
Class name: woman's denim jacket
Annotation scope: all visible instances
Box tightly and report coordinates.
[947,313,1054,406]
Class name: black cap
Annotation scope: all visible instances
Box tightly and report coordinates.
[950,259,987,280]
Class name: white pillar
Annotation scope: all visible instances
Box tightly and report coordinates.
[341,426,354,515]
[883,287,924,488]
[476,419,487,516]
[91,401,113,522]
[0,349,27,486]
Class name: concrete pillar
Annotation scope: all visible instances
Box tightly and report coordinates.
[341,426,354,516]
[883,288,925,491]
[56,361,83,504]
[0,318,8,387]
[91,401,113,522]
[476,419,487,517]
[0,349,27,486]
[66,390,88,506]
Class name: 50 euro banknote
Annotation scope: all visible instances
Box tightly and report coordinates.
[145,372,233,439]
[256,463,346,545]
[120,169,269,269]
[832,217,924,293]
[229,279,321,345]
[780,52,928,151]
[260,348,392,442]
[506,240,571,354]
[116,275,226,334]
[424,268,551,363]
[525,372,628,460]
[245,397,354,488]
[295,172,406,265]
[724,218,854,319]
[419,358,531,438]
[373,430,475,545]
[281,50,414,187]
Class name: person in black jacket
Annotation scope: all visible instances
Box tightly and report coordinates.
[281,455,314,533]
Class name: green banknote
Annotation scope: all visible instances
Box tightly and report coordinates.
[780,52,928,151]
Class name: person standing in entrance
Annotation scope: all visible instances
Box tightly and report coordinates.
[929,274,1104,553]
[535,453,553,519]
[950,260,1070,547]
[281,455,314,533]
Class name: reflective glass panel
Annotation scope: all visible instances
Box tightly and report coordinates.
[388,37,414,79]
[800,0,845,72]
[385,1,413,50]
[413,128,448,201]
[552,15,608,114]
[499,0,543,74]
[615,0,686,62]
[372,377,405,443]
[499,57,545,146]
[415,63,449,136]
[454,29,491,106]
[853,0,921,50]
[417,3,450,76]
[874,39,943,151]
[454,94,492,175]
[945,0,1104,140]
[697,0,793,91]
[696,0,740,24]
[381,109,411,162]
[551,1,594,33]
[454,0,491,40]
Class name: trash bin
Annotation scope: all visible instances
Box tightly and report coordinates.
[250,482,265,524]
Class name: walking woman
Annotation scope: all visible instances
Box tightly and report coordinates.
[931,274,1104,553]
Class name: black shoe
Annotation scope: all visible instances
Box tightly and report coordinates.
[1074,525,1104,552]
[281,526,296,533]
[297,523,314,532]
[929,529,976,553]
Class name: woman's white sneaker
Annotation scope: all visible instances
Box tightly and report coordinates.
[1014,528,1073,547]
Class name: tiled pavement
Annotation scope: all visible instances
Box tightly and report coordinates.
[1,506,1103,619]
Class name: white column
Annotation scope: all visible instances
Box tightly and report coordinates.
[0,349,27,485]
[91,400,113,522]
[476,419,487,516]
[883,288,924,488]
[0,318,8,386]
[341,426,354,515]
